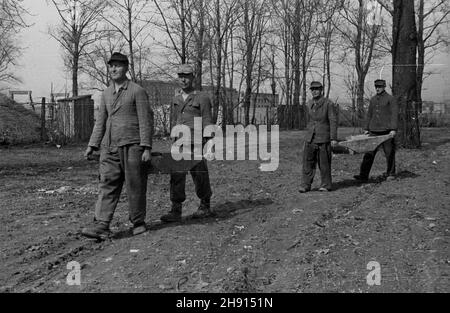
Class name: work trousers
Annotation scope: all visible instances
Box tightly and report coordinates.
[301,141,332,190]
[95,144,148,225]
[170,159,212,204]
[359,131,396,178]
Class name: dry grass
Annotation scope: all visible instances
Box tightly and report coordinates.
[0,93,41,145]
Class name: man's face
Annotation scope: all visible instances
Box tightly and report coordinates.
[310,87,322,98]
[109,61,128,82]
[178,73,194,90]
[375,86,385,95]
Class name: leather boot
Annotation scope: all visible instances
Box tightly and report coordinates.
[192,199,214,219]
[81,221,111,240]
[160,203,182,223]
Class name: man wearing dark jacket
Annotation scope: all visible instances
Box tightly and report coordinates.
[82,52,154,240]
[160,64,213,223]
[299,81,338,193]
[354,79,399,182]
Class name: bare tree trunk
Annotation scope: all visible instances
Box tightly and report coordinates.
[292,1,301,114]
[270,50,276,126]
[72,54,79,97]
[393,0,420,148]
[252,40,263,125]
[355,0,364,122]
[227,27,235,127]
[180,0,187,63]
[323,21,333,98]
[214,0,222,124]
[416,0,424,113]
[194,0,205,90]
[243,0,252,126]
[285,19,291,107]
[326,41,331,98]
[356,75,366,122]
[127,4,136,82]
[72,22,79,97]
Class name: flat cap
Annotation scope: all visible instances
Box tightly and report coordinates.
[374,79,386,87]
[310,81,323,89]
[108,52,129,65]
[177,64,194,74]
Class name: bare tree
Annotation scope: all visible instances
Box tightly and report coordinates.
[185,0,209,89]
[318,0,344,98]
[152,0,193,65]
[207,0,240,125]
[82,28,126,91]
[335,0,385,123]
[270,0,293,108]
[270,0,325,129]
[153,0,212,90]
[49,0,106,97]
[238,0,270,126]
[0,30,20,83]
[101,0,153,83]
[416,0,450,110]
[0,0,31,83]
[293,0,322,130]
[377,0,450,111]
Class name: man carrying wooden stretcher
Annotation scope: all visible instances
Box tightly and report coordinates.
[353,79,399,183]
[159,64,214,223]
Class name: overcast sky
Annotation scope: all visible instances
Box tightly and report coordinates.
[6,0,450,103]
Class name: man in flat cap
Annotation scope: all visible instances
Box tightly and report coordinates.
[354,79,399,182]
[160,64,213,223]
[299,81,338,193]
[82,52,154,240]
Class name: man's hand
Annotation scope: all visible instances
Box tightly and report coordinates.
[331,140,338,147]
[142,148,152,162]
[204,151,215,161]
[84,146,94,160]
[389,130,397,137]
[203,138,215,161]
[363,130,370,135]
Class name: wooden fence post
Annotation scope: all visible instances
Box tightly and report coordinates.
[41,97,46,141]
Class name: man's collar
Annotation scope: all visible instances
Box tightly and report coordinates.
[312,96,324,103]
[177,89,199,98]
[113,79,130,93]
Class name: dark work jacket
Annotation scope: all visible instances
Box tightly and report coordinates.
[365,91,399,131]
[304,96,338,143]
[171,89,213,133]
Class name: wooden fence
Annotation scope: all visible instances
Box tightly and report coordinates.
[47,95,94,143]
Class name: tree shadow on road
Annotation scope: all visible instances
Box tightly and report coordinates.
[332,170,420,191]
[111,198,274,240]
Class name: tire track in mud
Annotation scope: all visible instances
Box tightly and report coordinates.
[1,234,109,292]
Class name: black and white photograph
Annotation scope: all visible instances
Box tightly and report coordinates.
[0,0,449,296]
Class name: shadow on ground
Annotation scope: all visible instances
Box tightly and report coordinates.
[333,170,420,191]
[110,198,274,240]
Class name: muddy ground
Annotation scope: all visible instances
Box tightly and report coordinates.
[0,128,449,293]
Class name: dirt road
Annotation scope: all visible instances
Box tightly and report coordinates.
[0,128,449,292]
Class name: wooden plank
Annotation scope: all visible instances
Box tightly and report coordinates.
[87,151,204,175]
[339,134,394,154]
